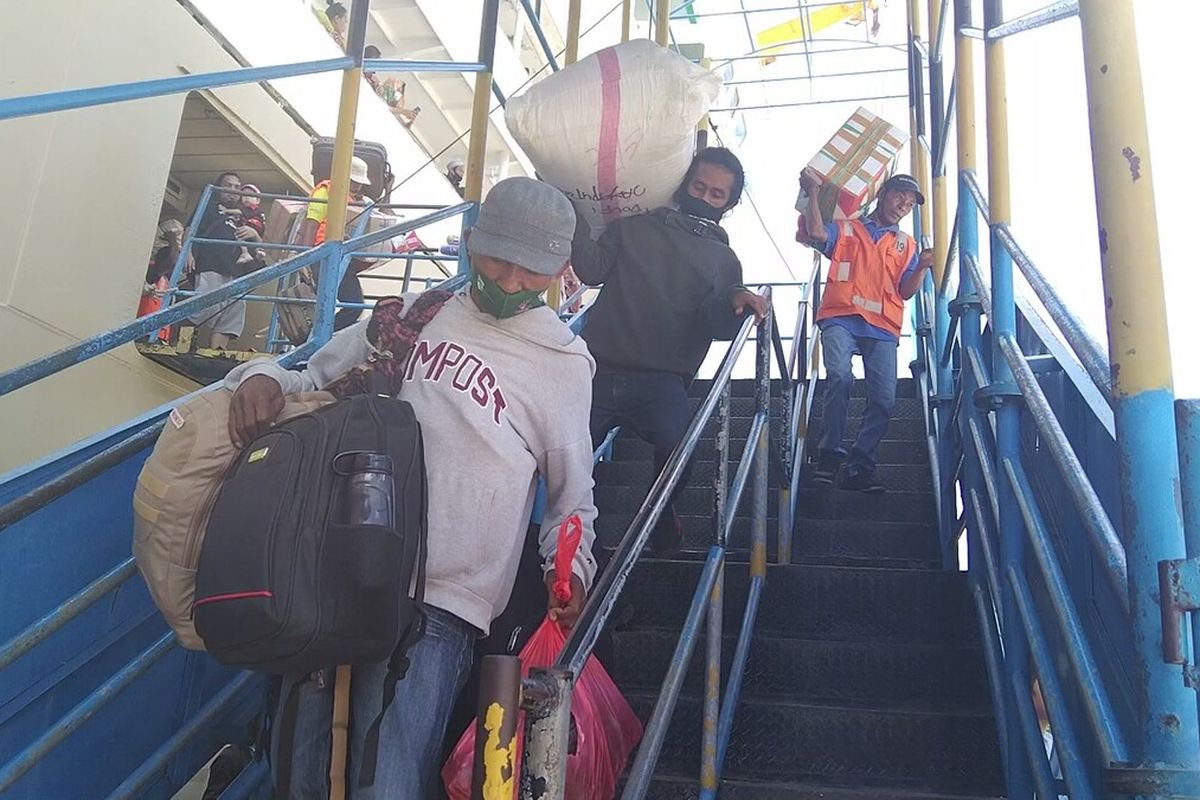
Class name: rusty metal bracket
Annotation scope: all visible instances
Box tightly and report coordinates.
[973,381,1021,413]
[1159,556,1200,670]
[948,293,984,317]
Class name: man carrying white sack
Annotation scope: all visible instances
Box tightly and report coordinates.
[573,147,769,555]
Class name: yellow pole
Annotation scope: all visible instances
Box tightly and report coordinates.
[656,0,670,47]
[954,0,976,174]
[324,5,371,797]
[621,0,632,43]
[927,0,948,280]
[465,0,502,203]
[907,0,932,243]
[983,5,1010,225]
[565,0,583,65]
[1077,0,1199,764]
[1077,0,1171,400]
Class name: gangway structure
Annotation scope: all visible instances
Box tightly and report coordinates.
[1,1,1198,798]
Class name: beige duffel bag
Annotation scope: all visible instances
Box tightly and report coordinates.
[132,386,335,649]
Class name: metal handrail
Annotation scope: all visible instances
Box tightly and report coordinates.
[986,0,1079,40]
[783,254,825,563]
[938,181,1139,793]
[995,224,1113,402]
[0,202,474,399]
[556,299,765,676]
[996,333,1128,607]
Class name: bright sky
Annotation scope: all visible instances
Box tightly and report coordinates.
[550,0,1199,396]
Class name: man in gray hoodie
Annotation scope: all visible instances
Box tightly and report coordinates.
[223,177,598,799]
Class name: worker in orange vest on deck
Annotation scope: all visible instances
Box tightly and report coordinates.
[298,155,373,330]
[798,170,934,493]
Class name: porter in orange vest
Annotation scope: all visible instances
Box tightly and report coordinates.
[798,171,934,493]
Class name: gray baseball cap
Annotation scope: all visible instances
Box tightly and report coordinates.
[466,177,576,275]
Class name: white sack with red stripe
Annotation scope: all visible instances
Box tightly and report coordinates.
[505,39,721,237]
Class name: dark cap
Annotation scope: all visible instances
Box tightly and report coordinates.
[880,173,926,205]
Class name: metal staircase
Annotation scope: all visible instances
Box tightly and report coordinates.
[598,378,1004,798]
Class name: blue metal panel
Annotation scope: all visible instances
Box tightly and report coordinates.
[0,420,263,798]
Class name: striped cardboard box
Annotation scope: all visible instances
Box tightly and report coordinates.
[795,107,908,221]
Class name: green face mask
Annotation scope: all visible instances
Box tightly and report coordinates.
[470,268,546,319]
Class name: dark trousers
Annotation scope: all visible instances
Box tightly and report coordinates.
[590,368,694,515]
[334,268,364,332]
[818,324,899,473]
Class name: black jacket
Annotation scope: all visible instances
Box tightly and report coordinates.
[572,208,746,379]
[191,204,259,277]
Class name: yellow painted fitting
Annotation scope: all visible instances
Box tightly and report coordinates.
[481,702,516,799]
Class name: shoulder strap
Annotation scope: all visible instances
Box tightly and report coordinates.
[355,430,430,788]
[327,290,453,398]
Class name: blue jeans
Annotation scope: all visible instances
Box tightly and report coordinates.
[272,606,476,799]
[817,323,898,473]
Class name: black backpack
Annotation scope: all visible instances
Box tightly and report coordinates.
[192,391,427,675]
[194,290,452,791]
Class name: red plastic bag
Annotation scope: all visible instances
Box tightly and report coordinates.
[443,516,643,799]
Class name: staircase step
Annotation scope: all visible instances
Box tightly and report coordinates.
[798,465,933,493]
[689,378,920,400]
[688,396,788,417]
[594,485,936,526]
[594,458,785,491]
[797,488,937,524]
[596,459,932,495]
[642,775,1003,800]
[611,438,928,467]
[610,630,989,712]
[619,561,977,645]
[809,396,926,421]
[793,518,941,566]
[627,694,1002,796]
[596,515,940,570]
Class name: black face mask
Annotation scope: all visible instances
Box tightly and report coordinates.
[678,193,726,223]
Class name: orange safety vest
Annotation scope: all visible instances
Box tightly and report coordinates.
[310,180,355,246]
[816,218,917,338]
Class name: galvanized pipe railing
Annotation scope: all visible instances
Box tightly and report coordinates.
[938,183,1144,794]
[996,333,1129,605]
[994,224,1112,401]
[0,201,474,399]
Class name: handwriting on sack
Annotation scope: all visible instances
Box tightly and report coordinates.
[405,339,508,426]
[567,184,648,217]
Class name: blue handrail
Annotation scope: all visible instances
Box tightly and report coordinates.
[921,173,1188,792]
